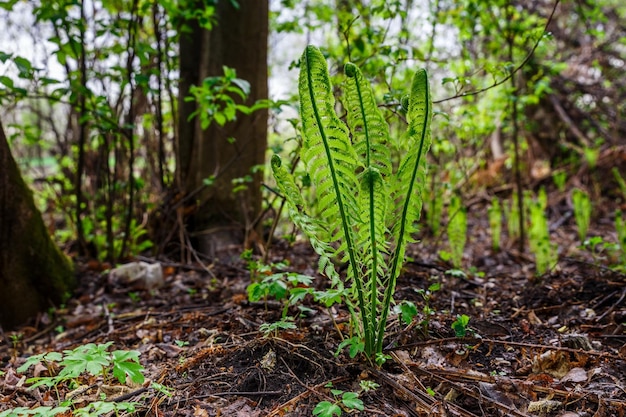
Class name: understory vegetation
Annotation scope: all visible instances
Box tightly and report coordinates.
[1,0,625,415]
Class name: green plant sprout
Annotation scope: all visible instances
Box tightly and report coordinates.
[528,189,557,275]
[447,195,467,268]
[18,342,144,389]
[395,300,418,326]
[426,177,445,235]
[245,261,316,338]
[271,45,432,362]
[392,284,440,338]
[415,282,441,336]
[505,192,520,242]
[552,171,567,192]
[615,210,626,266]
[259,317,298,338]
[451,314,470,338]
[613,168,626,201]
[313,382,365,417]
[9,333,23,350]
[581,236,618,264]
[572,188,591,242]
[488,197,502,251]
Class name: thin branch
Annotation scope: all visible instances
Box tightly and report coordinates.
[434,0,561,104]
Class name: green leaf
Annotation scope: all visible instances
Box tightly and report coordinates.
[113,350,144,384]
[397,301,418,325]
[113,359,145,384]
[313,401,342,417]
[13,56,33,77]
[377,67,432,353]
[288,287,312,305]
[341,392,364,410]
[299,45,370,350]
[39,77,60,85]
[335,336,364,358]
[269,280,288,300]
[0,76,14,88]
[247,282,263,302]
[231,77,250,96]
[452,314,470,337]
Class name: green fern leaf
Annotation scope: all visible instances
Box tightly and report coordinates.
[376,68,432,352]
[298,46,368,337]
[299,46,360,250]
[271,155,341,284]
[389,68,432,275]
[343,62,392,334]
[447,195,467,268]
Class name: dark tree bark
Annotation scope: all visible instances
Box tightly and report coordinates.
[177,0,269,257]
[0,121,75,330]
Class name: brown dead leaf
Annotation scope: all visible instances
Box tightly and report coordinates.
[193,405,209,417]
[561,367,587,384]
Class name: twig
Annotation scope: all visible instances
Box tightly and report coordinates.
[111,386,149,402]
[595,286,626,323]
[434,0,560,104]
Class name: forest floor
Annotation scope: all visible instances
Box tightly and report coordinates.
[1,188,626,416]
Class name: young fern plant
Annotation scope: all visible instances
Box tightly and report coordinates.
[447,195,467,268]
[488,197,502,251]
[572,188,591,242]
[271,45,432,361]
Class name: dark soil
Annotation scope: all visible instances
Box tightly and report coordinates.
[1,193,626,416]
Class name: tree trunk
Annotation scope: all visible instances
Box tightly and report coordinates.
[0,121,75,330]
[177,0,269,257]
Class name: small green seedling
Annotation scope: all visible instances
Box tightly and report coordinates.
[313,382,365,417]
[451,314,470,338]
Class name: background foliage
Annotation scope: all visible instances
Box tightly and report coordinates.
[0,0,624,268]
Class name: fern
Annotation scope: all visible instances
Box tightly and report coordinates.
[272,46,432,360]
[615,210,626,266]
[505,192,520,241]
[488,197,502,251]
[572,188,591,242]
[426,178,444,235]
[528,190,557,275]
[447,195,467,268]
[344,62,392,350]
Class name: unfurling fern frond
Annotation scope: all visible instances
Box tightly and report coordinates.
[447,195,467,269]
[376,68,432,353]
[299,46,360,245]
[390,69,432,263]
[298,46,368,340]
[272,45,433,361]
[344,62,392,341]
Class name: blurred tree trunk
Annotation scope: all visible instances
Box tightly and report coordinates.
[177,0,269,257]
[0,121,75,330]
